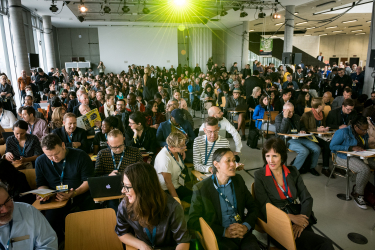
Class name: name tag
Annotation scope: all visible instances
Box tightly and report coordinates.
[300,80,303,83]
[179,174,185,186]
[11,235,30,243]
[56,185,68,191]
[291,129,297,134]
[352,83,356,86]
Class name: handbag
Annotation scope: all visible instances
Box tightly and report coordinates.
[282,201,317,225]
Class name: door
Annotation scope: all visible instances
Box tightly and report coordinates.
[329,58,339,66]
[340,57,348,65]
[349,57,359,67]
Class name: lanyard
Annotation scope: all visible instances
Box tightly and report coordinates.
[358,135,365,146]
[111,150,125,170]
[67,133,72,143]
[30,124,34,135]
[51,159,66,185]
[17,141,26,157]
[205,137,216,165]
[270,167,293,203]
[134,131,146,146]
[0,110,3,122]
[341,111,347,125]
[165,146,184,171]
[0,220,12,250]
[144,227,156,248]
[170,120,187,136]
[211,175,239,217]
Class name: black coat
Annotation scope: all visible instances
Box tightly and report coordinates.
[245,76,263,100]
[124,127,157,154]
[52,127,89,153]
[188,174,259,237]
[67,99,79,113]
[326,107,357,129]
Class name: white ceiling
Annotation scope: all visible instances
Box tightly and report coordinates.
[21,0,317,28]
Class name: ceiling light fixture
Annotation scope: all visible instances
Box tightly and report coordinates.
[50,0,59,13]
[249,29,254,32]
[342,19,357,23]
[355,32,366,35]
[275,22,283,26]
[78,16,84,22]
[79,1,87,13]
[142,2,150,14]
[367,20,371,23]
[294,12,299,15]
[272,13,281,19]
[304,34,311,36]
[122,1,130,13]
[296,22,308,25]
[332,30,343,32]
[319,34,328,36]
[351,29,363,32]
[220,5,227,17]
[306,27,316,29]
[233,3,241,11]
[240,11,248,18]
[326,26,337,29]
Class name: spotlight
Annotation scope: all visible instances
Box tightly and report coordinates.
[258,12,266,18]
[79,4,87,13]
[78,16,84,22]
[50,0,59,13]
[220,10,228,16]
[143,7,150,14]
[173,0,186,7]
[272,13,281,19]
[240,11,248,18]
[201,18,208,24]
[233,3,241,11]
[122,5,130,13]
[103,5,111,13]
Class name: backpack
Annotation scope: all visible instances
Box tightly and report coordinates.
[247,129,260,149]
[364,181,375,210]
[191,97,200,111]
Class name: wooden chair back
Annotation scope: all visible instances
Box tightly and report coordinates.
[221,96,226,108]
[19,169,37,189]
[304,107,312,113]
[323,105,331,124]
[264,111,279,122]
[65,208,123,250]
[3,128,12,132]
[199,217,219,250]
[0,145,6,157]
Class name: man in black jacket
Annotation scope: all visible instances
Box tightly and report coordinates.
[245,70,263,100]
[326,98,357,130]
[35,68,50,93]
[52,112,89,153]
[274,89,293,112]
[330,68,352,97]
[275,102,321,176]
[241,64,251,79]
[188,148,260,250]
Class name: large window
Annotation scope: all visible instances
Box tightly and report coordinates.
[249,51,282,68]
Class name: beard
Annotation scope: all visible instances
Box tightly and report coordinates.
[216,116,223,121]
[0,210,13,225]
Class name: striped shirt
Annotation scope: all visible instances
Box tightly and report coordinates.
[5,134,43,159]
[193,135,230,173]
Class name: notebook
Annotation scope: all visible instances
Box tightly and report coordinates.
[88,175,123,198]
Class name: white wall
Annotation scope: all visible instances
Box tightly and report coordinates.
[291,36,320,58]
[98,27,178,73]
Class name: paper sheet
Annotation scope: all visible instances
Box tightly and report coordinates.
[351,151,375,157]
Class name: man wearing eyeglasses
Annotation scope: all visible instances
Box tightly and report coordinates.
[0,182,58,249]
[326,98,357,130]
[35,133,94,245]
[193,117,243,173]
[94,129,143,211]
[331,87,352,110]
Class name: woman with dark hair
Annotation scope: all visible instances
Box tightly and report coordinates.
[144,100,166,129]
[200,84,216,110]
[295,92,311,116]
[269,90,279,109]
[93,116,122,155]
[0,159,34,204]
[330,115,375,209]
[5,120,43,168]
[68,91,76,101]
[188,148,260,250]
[254,137,334,250]
[125,111,156,161]
[253,95,274,131]
[116,162,191,249]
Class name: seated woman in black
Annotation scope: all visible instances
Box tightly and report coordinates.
[125,111,156,163]
[295,92,311,117]
[116,162,191,249]
[254,137,333,250]
[93,116,122,155]
[144,100,166,130]
[4,120,43,168]
[188,148,260,250]
[0,159,34,204]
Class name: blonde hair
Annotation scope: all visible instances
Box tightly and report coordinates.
[252,87,261,98]
[107,128,123,139]
[51,107,66,128]
[166,132,186,148]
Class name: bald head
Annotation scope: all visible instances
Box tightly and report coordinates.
[323,92,332,104]
[79,104,90,115]
[208,106,224,121]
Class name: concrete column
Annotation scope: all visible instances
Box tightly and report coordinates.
[42,15,56,70]
[363,2,375,96]
[8,0,30,75]
[241,21,250,69]
[283,5,295,53]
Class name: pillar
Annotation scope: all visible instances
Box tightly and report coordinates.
[241,21,250,70]
[8,0,30,76]
[42,15,56,70]
[363,2,375,96]
[283,5,295,53]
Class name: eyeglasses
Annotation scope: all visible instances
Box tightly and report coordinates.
[205,129,220,135]
[121,182,133,192]
[109,144,124,150]
[0,196,13,209]
[356,125,368,133]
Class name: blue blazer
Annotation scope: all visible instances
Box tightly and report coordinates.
[329,126,369,159]
[253,104,273,129]
[156,119,196,148]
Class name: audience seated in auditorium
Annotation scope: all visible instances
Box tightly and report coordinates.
[331,68,352,97]
[300,98,333,178]
[23,95,41,111]
[331,87,352,110]
[330,115,375,210]
[21,106,48,142]
[245,70,263,102]
[73,92,95,117]
[275,102,321,176]
[165,100,194,128]
[116,162,191,249]
[295,92,311,117]
[35,134,94,244]
[282,74,299,90]
[93,116,122,155]
[188,148,259,250]
[0,181,58,249]
[225,88,247,140]
[200,84,216,110]
[173,91,188,111]
[322,91,333,107]
[253,95,276,133]
[52,113,89,153]
[144,100,166,129]
[99,94,116,118]
[254,137,334,250]
[125,111,156,162]
[273,88,293,112]
[67,89,83,113]
[154,132,192,203]
[326,98,357,130]
[0,102,17,129]
[247,87,261,111]
[126,93,145,113]
[157,108,195,163]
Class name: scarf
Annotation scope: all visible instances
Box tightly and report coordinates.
[312,108,323,121]
[104,103,115,117]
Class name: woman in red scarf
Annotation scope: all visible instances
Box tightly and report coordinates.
[301,98,332,178]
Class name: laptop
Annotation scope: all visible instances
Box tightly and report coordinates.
[2,132,13,142]
[88,175,123,198]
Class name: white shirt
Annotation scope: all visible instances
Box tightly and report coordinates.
[0,109,17,129]
[199,117,242,153]
[154,147,184,190]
